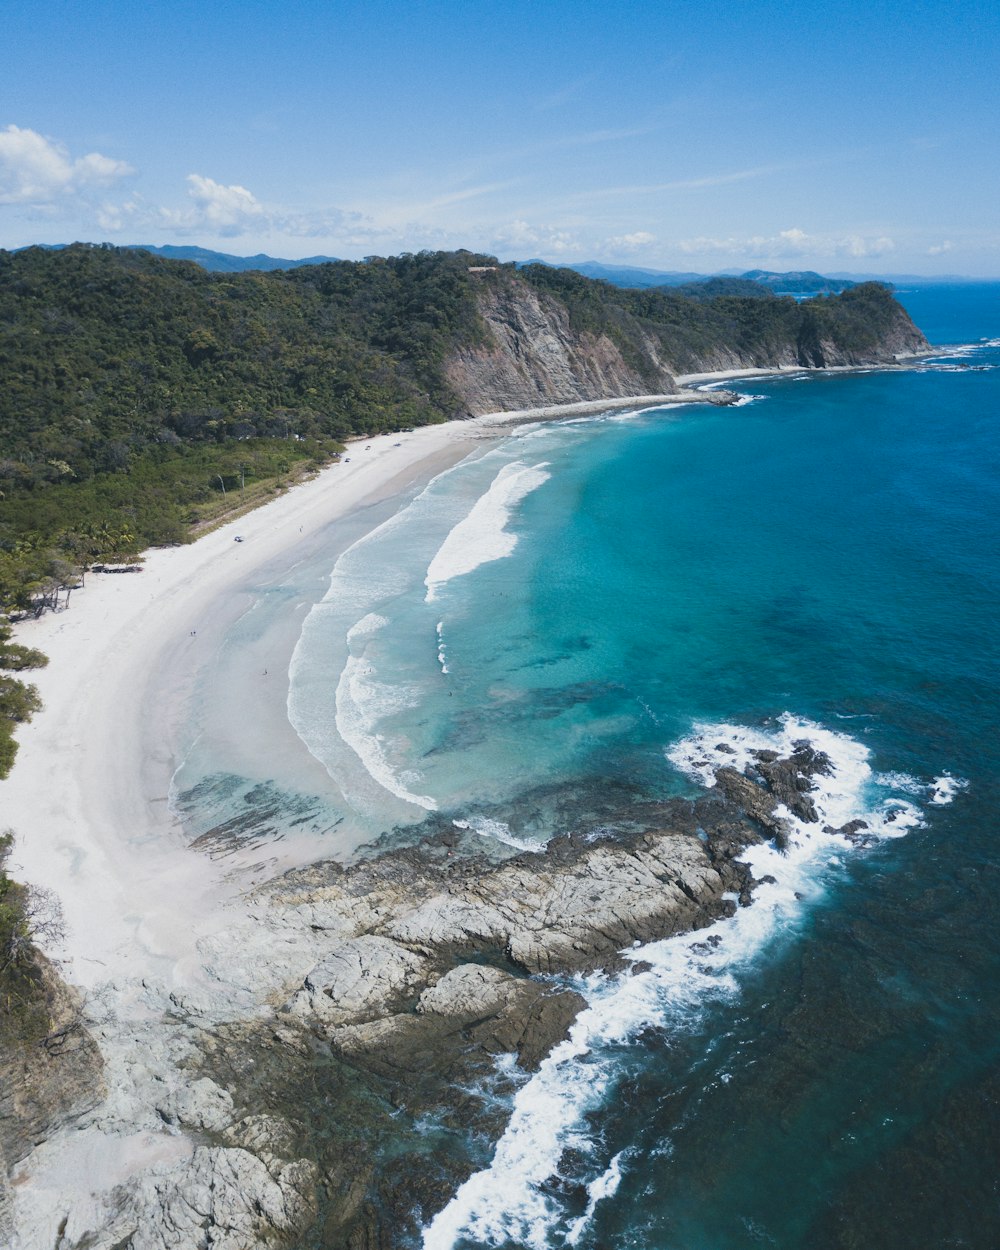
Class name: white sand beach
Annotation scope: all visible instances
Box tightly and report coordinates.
[5,390,713,995]
[5,420,479,992]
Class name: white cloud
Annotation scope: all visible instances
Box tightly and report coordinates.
[927,240,954,255]
[678,227,896,261]
[96,196,144,233]
[0,124,133,205]
[276,207,364,239]
[606,230,656,252]
[842,233,895,258]
[491,219,582,255]
[96,174,367,246]
[155,173,266,236]
[187,174,264,227]
[122,174,279,238]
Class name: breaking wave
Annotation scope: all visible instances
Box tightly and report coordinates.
[422,714,948,1249]
[425,461,551,601]
[452,816,543,854]
[334,613,437,811]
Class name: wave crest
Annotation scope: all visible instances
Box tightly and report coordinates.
[423,714,939,1250]
[425,461,550,602]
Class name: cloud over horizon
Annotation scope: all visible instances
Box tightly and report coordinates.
[678,227,897,261]
[0,125,133,206]
[2,122,986,276]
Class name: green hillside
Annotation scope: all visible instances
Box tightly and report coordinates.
[0,244,922,617]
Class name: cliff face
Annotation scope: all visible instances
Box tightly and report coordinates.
[444,280,679,414]
[793,311,929,368]
[444,274,929,415]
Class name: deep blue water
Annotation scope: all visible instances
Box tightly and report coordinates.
[285,283,1000,1247]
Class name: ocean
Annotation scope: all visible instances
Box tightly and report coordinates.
[179,283,1000,1248]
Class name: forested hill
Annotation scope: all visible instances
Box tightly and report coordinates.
[0,244,927,611]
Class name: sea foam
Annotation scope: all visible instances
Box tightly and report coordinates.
[334,613,438,811]
[929,773,968,805]
[452,816,543,854]
[425,461,551,602]
[422,715,931,1250]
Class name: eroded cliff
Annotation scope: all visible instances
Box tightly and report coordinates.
[444,279,679,413]
[444,269,930,415]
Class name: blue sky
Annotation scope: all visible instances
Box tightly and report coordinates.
[2,0,997,274]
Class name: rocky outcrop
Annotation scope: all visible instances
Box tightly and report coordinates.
[22,742,832,1250]
[210,739,826,1244]
[444,274,930,416]
[88,1136,318,1250]
[328,965,586,1079]
[445,281,678,414]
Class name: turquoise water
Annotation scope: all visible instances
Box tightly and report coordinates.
[289,290,999,853]
[205,283,1000,1246]
[410,289,1000,1249]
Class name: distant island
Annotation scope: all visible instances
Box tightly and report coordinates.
[25,242,343,273]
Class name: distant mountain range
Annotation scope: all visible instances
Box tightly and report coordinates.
[125,244,341,271]
[519,259,858,294]
[21,242,341,272]
[522,260,981,289]
[11,243,979,290]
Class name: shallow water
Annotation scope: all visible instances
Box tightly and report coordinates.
[183,283,1000,1247]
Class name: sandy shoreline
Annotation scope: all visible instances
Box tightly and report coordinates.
[5,359,928,987]
[5,417,483,990]
[4,387,725,992]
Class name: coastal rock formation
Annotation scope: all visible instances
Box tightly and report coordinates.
[444,271,930,415]
[18,742,833,1250]
[289,933,430,1026]
[444,280,678,412]
[328,966,586,1079]
[88,1141,318,1250]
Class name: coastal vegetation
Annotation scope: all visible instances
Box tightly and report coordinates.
[0,243,916,607]
[0,625,45,779]
[0,830,63,1045]
[0,245,492,605]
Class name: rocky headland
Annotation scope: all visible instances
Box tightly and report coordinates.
[10,739,845,1249]
[443,270,929,415]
